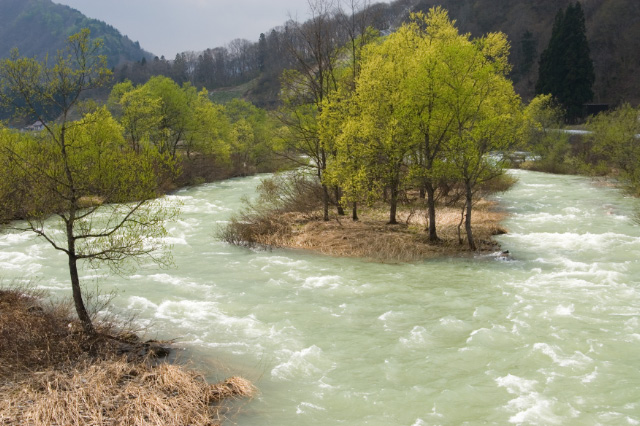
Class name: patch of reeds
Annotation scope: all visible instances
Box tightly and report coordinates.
[219,171,322,247]
[0,360,254,426]
[0,288,255,426]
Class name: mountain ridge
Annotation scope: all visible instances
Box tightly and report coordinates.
[0,0,153,68]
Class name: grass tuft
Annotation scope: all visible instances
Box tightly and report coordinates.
[0,288,254,426]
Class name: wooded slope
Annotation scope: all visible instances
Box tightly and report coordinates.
[0,0,152,67]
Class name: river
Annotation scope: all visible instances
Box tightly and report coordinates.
[1,169,639,425]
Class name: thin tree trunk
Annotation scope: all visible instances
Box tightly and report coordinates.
[334,186,345,216]
[465,181,476,250]
[67,225,94,335]
[457,203,465,245]
[425,182,439,242]
[352,202,358,221]
[388,184,398,225]
[322,184,330,221]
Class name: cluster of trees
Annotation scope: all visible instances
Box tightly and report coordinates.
[0,30,174,334]
[524,99,640,193]
[0,30,284,333]
[107,74,283,184]
[280,6,524,250]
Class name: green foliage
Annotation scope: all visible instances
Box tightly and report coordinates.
[226,99,280,173]
[0,30,176,333]
[587,104,640,192]
[323,8,522,243]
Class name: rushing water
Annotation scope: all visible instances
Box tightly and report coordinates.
[2,170,640,425]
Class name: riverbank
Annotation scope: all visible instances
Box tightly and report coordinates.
[227,198,508,262]
[0,288,254,426]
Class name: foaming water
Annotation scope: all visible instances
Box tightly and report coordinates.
[2,170,640,424]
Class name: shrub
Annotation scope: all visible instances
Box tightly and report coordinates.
[218,171,323,247]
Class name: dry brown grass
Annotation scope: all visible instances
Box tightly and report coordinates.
[254,200,507,262]
[221,172,513,261]
[0,361,254,426]
[0,289,255,426]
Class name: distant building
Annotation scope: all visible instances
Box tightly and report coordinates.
[24,120,45,131]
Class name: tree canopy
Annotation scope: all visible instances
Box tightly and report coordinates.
[322,8,522,248]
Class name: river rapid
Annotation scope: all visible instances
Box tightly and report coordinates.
[1,170,640,425]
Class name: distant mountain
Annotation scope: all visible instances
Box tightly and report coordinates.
[0,0,153,68]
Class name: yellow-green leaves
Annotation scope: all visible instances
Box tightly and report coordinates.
[321,7,523,240]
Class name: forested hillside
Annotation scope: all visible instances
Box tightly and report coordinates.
[0,0,152,67]
[110,0,639,107]
[402,0,640,104]
[1,0,637,106]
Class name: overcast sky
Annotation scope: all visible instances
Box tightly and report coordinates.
[52,0,344,59]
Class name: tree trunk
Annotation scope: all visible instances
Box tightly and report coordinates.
[388,184,398,225]
[464,181,476,250]
[322,184,330,221]
[334,187,345,216]
[66,227,94,335]
[352,202,358,221]
[425,182,439,242]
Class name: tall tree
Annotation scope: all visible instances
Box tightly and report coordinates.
[0,30,178,334]
[447,32,522,250]
[279,0,376,221]
[536,2,594,122]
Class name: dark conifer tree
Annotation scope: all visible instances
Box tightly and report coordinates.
[536,2,594,122]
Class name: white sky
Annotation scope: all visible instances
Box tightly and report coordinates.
[52,0,338,59]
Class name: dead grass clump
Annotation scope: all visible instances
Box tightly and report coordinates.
[0,360,255,426]
[0,289,255,426]
[219,171,322,247]
[220,171,512,261]
[0,288,86,378]
[269,201,507,262]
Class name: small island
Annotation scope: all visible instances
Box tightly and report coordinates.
[220,173,513,262]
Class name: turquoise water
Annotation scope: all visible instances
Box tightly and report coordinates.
[2,170,640,425]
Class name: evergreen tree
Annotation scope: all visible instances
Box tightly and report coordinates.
[520,30,536,74]
[536,2,594,122]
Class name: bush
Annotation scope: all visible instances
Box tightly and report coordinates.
[218,171,323,246]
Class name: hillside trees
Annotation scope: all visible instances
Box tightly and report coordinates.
[0,30,178,334]
[536,2,594,122]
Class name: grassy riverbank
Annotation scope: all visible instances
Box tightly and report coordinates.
[0,288,254,426]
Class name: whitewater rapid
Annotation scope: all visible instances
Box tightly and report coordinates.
[1,170,639,425]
